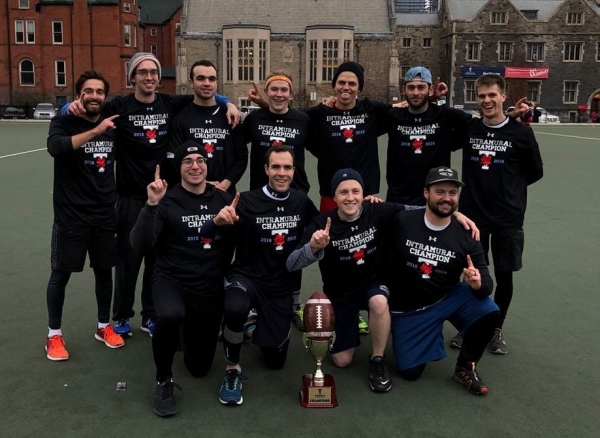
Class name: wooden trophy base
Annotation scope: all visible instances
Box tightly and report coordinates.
[299,374,338,408]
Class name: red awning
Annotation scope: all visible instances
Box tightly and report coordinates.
[505,67,549,79]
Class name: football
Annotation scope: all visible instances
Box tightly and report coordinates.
[303,291,335,340]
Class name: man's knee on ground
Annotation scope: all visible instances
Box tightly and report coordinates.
[331,350,354,368]
[398,363,426,381]
[368,294,389,316]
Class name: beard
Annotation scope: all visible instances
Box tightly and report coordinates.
[84,100,103,117]
[427,198,457,218]
[408,96,428,111]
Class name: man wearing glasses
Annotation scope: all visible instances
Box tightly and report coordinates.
[130,141,235,417]
[168,60,248,196]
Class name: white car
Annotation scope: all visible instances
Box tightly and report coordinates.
[33,103,57,120]
[536,107,560,123]
[240,105,260,121]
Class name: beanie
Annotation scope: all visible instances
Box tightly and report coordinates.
[331,168,364,196]
[129,52,162,82]
[331,61,365,91]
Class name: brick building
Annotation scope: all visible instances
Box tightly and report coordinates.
[0,0,181,108]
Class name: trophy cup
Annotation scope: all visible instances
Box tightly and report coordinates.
[299,291,338,408]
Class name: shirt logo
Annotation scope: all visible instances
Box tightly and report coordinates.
[418,258,438,279]
[340,124,355,143]
[201,237,212,249]
[144,125,158,143]
[272,230,288,250]
[479,151,496,170]
[94,153,107,172]
[350,245,366,265]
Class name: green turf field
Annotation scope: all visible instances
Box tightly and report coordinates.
[1,121,599,437]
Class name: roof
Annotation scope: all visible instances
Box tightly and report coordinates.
[182,0,393,35]
[446,0,600,22]
[138,0,182,24]
[395,12,440,25]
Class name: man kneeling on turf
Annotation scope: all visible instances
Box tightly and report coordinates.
[387,167,499,395]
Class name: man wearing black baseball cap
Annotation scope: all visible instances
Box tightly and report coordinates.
[129,140,235,417]
[386,166,500,396]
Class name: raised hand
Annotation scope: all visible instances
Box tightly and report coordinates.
[432,77,448,99]
[309,217,331,252]
[463,255,481,290]
[147,165,167,206]
[247,82,264,106]
[214,192,240,226]
[68,94,86,117]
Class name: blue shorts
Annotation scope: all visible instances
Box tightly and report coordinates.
[390,282,498,371]
[330,280,390,354]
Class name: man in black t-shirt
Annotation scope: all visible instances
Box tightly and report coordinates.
[45,70,124,362]
[387,167,500,395]
[457,74,544,355]
[130,141,234,417]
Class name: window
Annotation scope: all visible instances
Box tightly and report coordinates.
[15,20,24,44]
[225,39,233,81]
[491,12,507,24]
[123,2,130,12]
[521,10,538,20]
[466,42,480,61]
[259,39,267,81]
[597,42,600,61]
[175,22,180,31]
[52,22,63,44]
[309,40,317,82]
[150,45,157,56]
[566,12,584,25]
[498,42,512,61]
[563,81,578,103]
[402,37,412,48]
[527,81,541,103]
[19,59,34,86]
[343,40,351,62]
[444,43,449,62]
[134,27,137,47]
[526,43,544,61]
[150,28,157,37]
[26,20,35,43]
[19,0,29,8]
[563,42,583,61]
[423,38,432,48]
[55,60,66,87]
[124,24,131,46]
[125,62,132,88]
[238,39,254,81]
[465,80,476,103]
[322,40,338,82]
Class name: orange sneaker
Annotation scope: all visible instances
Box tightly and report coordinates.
[46,335,69,361]
[95,325,125,349]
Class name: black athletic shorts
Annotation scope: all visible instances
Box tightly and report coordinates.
[50,219,117,272]
[480,226,524,272]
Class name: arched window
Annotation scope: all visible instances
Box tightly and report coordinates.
[20,59,34,85]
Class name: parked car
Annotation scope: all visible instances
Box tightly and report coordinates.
[240,105,260,121]
[33,103,57,120]
[505,105,560,123]
[2,107,27,119]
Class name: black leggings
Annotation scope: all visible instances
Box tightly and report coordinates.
[222,286,289,370]
[46,268,112,329]
[151,277,223,382]
[493,270,513,328]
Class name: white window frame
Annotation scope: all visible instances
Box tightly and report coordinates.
[238,39,255,82]
[526,43,544,62]
[150,28,157,37]
[19,59,35,86]
[124,24,131,47]
[466,42,481,61]
[15,20,24,44]
[308,40,317,83]
[26,20,35,44]
[465,80,476,103]
[19,0,29,9]
[125,62,132,88]
[563,42,583,62]
[123,2,131,13]
[566,12,584,25]
[52,21,63,45]
[150,44,157,56]
[526,81,541,103]
[563,81,578,104]
[498,42,512,62]
[322,39,339,82]
[55,60,66,87]
[490,11,507,25]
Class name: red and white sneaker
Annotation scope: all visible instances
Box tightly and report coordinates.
[46,335,69,361]
[95,325,125,349]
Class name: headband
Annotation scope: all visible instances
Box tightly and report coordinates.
[265,75,292,88]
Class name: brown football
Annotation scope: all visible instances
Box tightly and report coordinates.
[303,291,335,340]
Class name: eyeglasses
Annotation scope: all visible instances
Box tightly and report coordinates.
[182,157,207,167]
[196,75,217,82]
[136,69,159,77]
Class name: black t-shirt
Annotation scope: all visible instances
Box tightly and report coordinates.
[305,99,391,196]
[387,209,493,312]
[298,203,405,304]
[131,184,233,297]
[385,105,471,205]
[459,117,544,228]
[229,187,318,297]
[168,103,248,195]
[47,115,116,225]
[242,107,310,193]
[103,93,192,198]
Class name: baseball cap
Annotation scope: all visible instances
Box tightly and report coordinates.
[425,167,464,187]
[404,67,432,85]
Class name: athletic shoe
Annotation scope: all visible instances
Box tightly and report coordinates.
[95,325,125,349]
[369,355,392,392]
[293,305,305,331]
[114,319,132,337]
[219,369,247,406]
[453,362,489,395]
[488,329,508,354]
[153,379,182,417]
[45,335,69,361]
[358,313,369,335]
[450,332,463,349]
[141,318,156,337]
[243,309,257,340]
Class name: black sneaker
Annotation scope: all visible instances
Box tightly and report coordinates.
[153,379,182,417]
[453,362,489,395]
[369,355,392,392]
[450,332,463,349]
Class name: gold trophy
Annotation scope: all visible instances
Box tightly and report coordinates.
[299,291,338,408]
